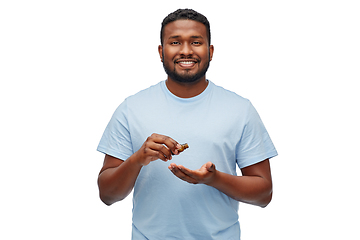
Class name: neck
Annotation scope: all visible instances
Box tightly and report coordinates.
[166,77,208,98]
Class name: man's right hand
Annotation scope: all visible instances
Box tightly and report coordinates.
[98,133,181,205]
[135,133,182,166]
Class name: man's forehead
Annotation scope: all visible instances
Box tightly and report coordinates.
[163,19,207,38]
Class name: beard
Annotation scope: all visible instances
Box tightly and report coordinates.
[162,52,210,84]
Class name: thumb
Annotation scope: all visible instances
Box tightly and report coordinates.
[206,162,215,172]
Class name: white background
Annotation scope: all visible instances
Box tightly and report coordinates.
[1,1,359,239]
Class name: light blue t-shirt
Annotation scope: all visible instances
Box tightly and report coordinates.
[97,80,277,240]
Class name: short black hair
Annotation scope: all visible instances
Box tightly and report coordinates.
[160,9,211,46]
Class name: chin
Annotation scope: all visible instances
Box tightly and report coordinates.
[164,65,209,84]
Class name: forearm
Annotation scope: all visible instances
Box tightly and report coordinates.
[208,170,273,208]
[98,134,182,205]
[98,153,142,205]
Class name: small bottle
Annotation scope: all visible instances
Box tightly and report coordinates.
[178,143,189,153]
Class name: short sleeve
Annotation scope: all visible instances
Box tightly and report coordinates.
[97,100,134,160]
[236,101,278,169]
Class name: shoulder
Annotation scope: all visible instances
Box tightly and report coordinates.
[210,81,251,107]
[112,81,164,118]
[117,81,164,110]
[126,81,163,101]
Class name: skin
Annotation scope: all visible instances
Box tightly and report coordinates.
[98,19,273,208]
[158,19,214,98]
[98,133,182,205]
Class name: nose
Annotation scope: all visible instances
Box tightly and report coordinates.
[179,42,193,56]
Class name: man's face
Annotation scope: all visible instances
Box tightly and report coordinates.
[159,20,214,84]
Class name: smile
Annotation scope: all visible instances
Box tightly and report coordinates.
[175,59,198,68]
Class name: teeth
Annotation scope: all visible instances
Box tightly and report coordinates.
[179,61,195,64]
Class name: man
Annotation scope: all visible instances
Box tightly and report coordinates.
[97,9,277,239]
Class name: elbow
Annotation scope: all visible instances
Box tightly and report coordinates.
[99,189,112,206]
[98,186,128,206]
[99,193,114,206]
[98,176,125,206]
[260,191,273,208]
[245,184,273,208]
[98,181,115,206]
[259,179,273,208]
[258,184,273,208]
[99,192,125,206]
[235,190,273,208]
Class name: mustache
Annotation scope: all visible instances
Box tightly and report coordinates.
[174,57,200,63]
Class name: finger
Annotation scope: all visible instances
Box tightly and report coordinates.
[145,139,172,160]
[169,164,197,184]
[146,147,168,162]
[152,143,173,160]
[162,137,181,155]
[177,165,196,178]
[205,162,216,172]
[144,141,171,162]
[150,134,179,157]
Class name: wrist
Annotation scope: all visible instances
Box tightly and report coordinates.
[205,169,219,187]
[129,151,144,168]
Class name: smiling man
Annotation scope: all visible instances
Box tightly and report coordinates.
[160,19,213,84]
[97,9,277,240]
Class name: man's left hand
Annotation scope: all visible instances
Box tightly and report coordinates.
[168,161,216,185]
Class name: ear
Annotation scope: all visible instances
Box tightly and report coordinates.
[209,45,214,61]
[158,45,163,62]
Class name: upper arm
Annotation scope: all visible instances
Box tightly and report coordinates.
[240,159,273,207]
[99,154,124,175]
[241,159,272,184]
[97,100,134,163]
[236,101,278,168]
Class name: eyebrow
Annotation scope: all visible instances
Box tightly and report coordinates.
[168,35,204,40]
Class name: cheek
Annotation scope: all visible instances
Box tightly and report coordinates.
[196,48,210,60]
[163,47,178,58]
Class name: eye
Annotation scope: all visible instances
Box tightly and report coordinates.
[171,41,180,45]
[192,41,201,46]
